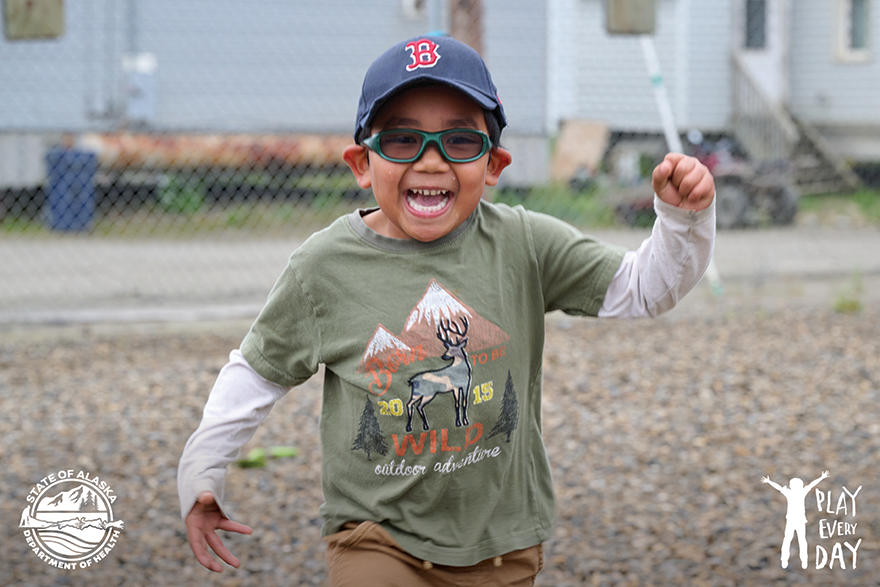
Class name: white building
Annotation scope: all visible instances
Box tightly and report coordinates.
[0,0,875,193]
[547,0,876,191]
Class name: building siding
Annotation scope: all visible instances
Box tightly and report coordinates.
[548,0,731,135]
[788,0,880,125]
[573,0,671,132]
[683,0,733,131]
[484,0,547,135]
[0,0,546,136]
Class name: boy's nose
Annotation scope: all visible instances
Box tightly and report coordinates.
[412,143,450,172]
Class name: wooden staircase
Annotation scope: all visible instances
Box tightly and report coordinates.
[789,119,863,195]
[730,54,861,195]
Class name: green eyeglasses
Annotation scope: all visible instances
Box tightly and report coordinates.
[362,128,491,163]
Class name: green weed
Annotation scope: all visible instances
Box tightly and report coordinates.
[834,271,864,314]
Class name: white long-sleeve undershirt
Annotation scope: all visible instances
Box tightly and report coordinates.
[599,195,716,318]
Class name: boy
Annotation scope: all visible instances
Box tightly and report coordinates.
[179,35,715,586]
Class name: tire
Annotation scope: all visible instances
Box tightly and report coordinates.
[769,186,799,225]
[715,182,750,229]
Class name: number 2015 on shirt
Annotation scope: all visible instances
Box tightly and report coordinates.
[378,380,494,417]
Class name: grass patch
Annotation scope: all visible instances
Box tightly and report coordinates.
[2,170,373,239]
[799,189,880,226]
[90,196,367,239]
[834,271,864,314]
[159,175,205,215]
[492,184,618,229]
[1,215,46,234]
[3,181,621,238]
[851,189,880,223]
[2,195,370,240]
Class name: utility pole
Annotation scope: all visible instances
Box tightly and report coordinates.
[449,0,483,54]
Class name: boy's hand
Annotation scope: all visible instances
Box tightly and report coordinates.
[652,153,715,211]
[185,491,253,573]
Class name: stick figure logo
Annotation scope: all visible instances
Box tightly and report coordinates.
[762,470,829,569]
[405,39,441,71]
[19,470,124,569]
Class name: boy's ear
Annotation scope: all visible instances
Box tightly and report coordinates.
[484,147,512,187]
[342,144,372,189]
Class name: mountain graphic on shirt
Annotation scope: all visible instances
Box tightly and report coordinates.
[359,280,509,372]
[404,280,472,333]
[399,280,509,356]
[360,325,419,371]
[365,325,412,359]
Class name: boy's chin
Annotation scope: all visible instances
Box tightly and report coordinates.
[399,214,461,242]
[404,223,454,242]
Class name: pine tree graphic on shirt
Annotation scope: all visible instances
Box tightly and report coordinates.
[352,397,388,461]
[487,370,518,443]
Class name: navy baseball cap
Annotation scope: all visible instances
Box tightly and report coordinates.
[354,35,507,142]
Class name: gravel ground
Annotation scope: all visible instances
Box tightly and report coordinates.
[2,272,879,587]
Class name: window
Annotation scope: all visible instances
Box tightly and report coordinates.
[745,0,767,49]
[851,0,868,49]
[837,0,871,61]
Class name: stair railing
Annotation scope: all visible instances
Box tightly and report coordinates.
[730,53,800,162]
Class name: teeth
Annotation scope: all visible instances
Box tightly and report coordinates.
[407,189,450,213]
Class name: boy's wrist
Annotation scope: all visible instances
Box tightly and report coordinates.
[653,193,715,223]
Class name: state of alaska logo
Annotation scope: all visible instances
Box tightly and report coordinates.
[19,469,123,569]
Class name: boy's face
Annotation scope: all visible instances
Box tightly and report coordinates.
[343,85,511,242]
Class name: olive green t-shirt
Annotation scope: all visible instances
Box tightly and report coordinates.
[241,200,625,566]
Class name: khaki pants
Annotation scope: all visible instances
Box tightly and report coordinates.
[324,522,543,587]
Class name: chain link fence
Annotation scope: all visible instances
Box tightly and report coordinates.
[1,0,878,319]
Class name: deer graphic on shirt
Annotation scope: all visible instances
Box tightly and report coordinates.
[405,317,471,432]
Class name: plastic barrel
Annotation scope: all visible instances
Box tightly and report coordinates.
[45,148,97,231]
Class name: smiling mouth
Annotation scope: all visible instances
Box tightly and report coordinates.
[406,188,452,214]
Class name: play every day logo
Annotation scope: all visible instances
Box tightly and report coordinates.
[762,470,862,570]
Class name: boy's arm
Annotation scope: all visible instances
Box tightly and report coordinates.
[598,194,715,318]
[599,152,715,319]
[598,153,715,318]
[178,349,290,521]
[179,349,290,571]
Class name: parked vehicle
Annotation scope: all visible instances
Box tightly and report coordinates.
[688,130,799,229]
